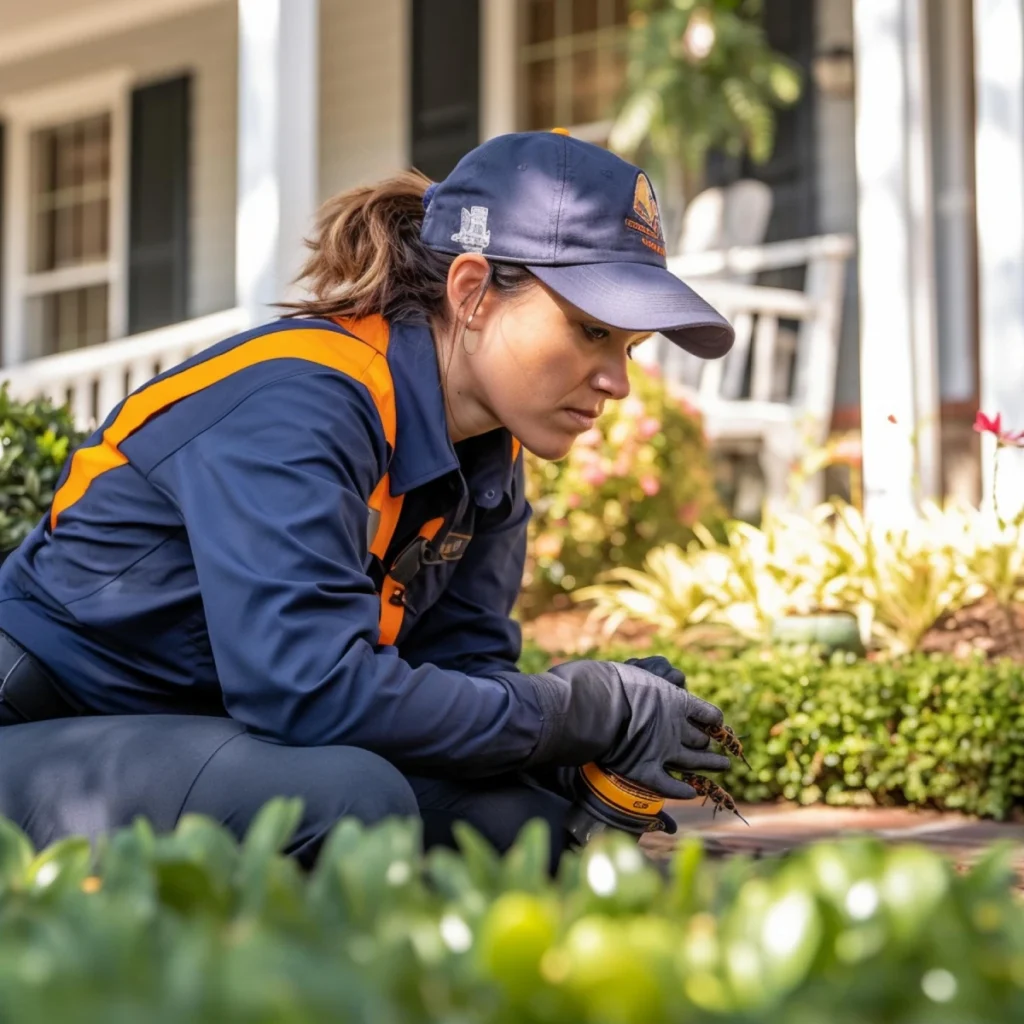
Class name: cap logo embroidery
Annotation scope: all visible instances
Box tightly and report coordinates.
[625,173,667,257]
[451,206,491,252]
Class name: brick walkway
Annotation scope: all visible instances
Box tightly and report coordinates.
[639,801,1024,879]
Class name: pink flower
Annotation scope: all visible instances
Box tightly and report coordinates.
[533,533,563,559]
[612,453,632,477]
[577,427,603,448]
[974,410,1024,447]
[638,416,661,439]
[567,493,582,508]
[639,474,660,497]
[677,501,700,526]
[581,465,607,487]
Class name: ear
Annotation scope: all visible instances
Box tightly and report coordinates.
[446,254,496,326]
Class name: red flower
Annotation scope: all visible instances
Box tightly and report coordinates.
[974,410,1024,447]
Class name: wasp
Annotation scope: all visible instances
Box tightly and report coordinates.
[700,722,752,769]
[678,772,750,825]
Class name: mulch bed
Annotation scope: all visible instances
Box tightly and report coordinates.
[918,593,1024,662]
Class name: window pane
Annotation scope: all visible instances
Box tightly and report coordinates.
[525,58,557,130]
[572,0,599,34]
[571,49,604,124]
[528,0,556,44]
[29,112,111,272]
[26,285,109,358]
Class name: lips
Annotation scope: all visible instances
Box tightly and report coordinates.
[564,407,600,429]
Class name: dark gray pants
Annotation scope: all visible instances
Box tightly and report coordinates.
[0,714,571,870]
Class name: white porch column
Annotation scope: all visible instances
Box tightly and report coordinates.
[236,0,320,323]
[973,0,1024,516]
[853,0,940,523]
[481,0,518,140]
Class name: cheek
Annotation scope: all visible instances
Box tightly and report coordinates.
[483,323,586,404]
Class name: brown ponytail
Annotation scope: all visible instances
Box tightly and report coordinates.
[282,169,532,326]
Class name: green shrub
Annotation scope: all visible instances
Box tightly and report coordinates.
[577,500,1016,655]
[521,362,724,616]
[0,384,85,555]
[520,641,1024,819]
[0,797,1022,1022]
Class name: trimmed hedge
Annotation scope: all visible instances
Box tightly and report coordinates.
[519,642,1024,819]
[0,798,1022,1022]
[0,384,85,555]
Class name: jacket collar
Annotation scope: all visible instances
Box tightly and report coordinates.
[385,321,518,509]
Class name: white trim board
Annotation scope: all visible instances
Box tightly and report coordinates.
[0,0,230,69]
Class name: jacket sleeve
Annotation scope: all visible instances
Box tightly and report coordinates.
[398,457,529,678]
[146,369,546,775]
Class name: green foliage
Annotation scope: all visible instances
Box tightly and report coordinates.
[0,384,86,555]
[521,362,724,616]
[578,500,1002,654]
[0,799,1022,1021]
[521,641,1024,820]
[610,0,803,178]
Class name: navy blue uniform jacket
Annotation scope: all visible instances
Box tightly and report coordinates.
[0,317,547,774]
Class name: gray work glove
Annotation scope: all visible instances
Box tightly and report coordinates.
[624,655,687,690]
[512,659,730,801]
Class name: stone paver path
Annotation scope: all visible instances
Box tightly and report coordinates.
[639,801,1024,880]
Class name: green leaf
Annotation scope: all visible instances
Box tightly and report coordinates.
[499,818,552,894]
[26,836,92,898]
[0,817,35,891]
[452,821,503,895]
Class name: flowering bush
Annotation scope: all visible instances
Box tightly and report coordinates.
[520,363,724,615]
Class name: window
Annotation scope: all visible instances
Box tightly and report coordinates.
[2,70,129,363]
[26,114,113,354]
[519,0,631,139]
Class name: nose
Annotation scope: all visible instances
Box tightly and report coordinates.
[591,354,630,401]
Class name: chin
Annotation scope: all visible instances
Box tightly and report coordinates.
[522,432,575,462]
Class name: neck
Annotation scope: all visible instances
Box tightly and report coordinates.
[431,321,502,443]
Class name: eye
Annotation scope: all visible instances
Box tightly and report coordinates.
[581,324,611,341]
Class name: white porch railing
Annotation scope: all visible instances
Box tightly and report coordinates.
[0,307,252,430]
[647,232,857,512]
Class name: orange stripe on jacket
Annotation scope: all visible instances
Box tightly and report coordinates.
[50,318,395,531]
[377,516,446,647]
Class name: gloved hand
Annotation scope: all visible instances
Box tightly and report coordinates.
[624,655,687,690]
[512,659,730,801]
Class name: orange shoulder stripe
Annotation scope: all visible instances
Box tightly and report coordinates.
[50,319,395,530]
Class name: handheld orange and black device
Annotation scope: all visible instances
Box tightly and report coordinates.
[563,762,669,847]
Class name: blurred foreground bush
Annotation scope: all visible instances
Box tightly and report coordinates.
[0,797,1021,1022]
[521,362,724,617]
[521,642,1024,820]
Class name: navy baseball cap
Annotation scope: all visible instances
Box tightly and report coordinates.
[420,131,734,359]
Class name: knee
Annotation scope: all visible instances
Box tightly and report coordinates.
[334,747,419,824]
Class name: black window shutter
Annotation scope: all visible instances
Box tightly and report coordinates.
[128,75,190,335]
[410,0,480,181]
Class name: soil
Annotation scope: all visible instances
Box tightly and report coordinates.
[523,594,1024,664]
[918,593,1024,662]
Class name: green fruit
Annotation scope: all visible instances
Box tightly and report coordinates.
[561,915,665,1024]
[477,892,558,993]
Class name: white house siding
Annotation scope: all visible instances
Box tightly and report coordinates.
[318,0,409,202]
[0,3,239,321]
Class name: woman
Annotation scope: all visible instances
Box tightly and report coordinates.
[0,131,735,869]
